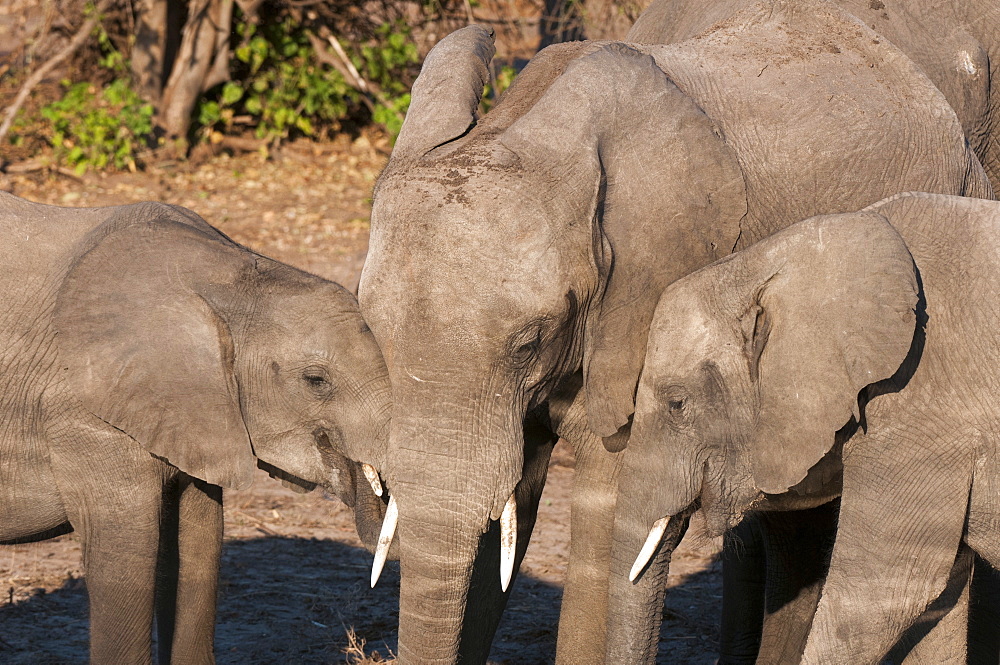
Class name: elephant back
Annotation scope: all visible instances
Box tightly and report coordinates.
[641,0,989,243]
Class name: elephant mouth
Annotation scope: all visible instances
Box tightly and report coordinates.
[628,500,699,583]
[362,469,521,594]
[359,462,399,588]
[256,458,317,493]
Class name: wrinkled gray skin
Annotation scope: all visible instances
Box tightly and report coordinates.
[625,0,1000,661]
[621,193,1000,664]
[358,0,991,662]
[630,0,1000,189]
[0,192,391,665]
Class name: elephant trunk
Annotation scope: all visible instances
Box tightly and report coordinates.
[394,486,481,663]
[387,392,524,665]
[605,435,692,663]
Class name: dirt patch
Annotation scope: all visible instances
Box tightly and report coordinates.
[0,144,722,663]
[3,132,388,293]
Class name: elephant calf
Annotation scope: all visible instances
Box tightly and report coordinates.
[615,192,1000,664]
[0,192,392,664]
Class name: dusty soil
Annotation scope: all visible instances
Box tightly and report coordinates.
[0,139,722,664]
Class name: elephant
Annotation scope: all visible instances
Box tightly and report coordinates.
[616,191,1000,664]
[628,0,1000,188]
[357,0,992,662]
[0,192,391,665]
[628,0,1000,660]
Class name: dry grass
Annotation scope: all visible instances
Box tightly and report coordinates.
[343,627,396,664]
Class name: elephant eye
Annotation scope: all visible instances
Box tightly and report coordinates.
[510,330,543,367]
[658,384,690,420]
[302,367,333,396]
[514,340,538,360]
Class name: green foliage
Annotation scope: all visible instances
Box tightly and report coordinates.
[23,4,426,171]
[482,65,518,113]
[94,21,126,73]
[36,19,154,174]
[40,79,154,174]
[372,93,410,138]
[229,17,353,140]
[355,23,419,97]
[197,16,420,143]
[356,23,420,140]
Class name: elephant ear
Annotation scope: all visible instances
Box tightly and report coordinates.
[391,25,495,162]
[735,212,919,494]
[502,42,746,440]
[54,216,256,489]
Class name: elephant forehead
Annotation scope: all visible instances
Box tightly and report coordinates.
[393,273,572,347]
[648,296,731,373]
[368,201,584,305]
[372,158,574,235]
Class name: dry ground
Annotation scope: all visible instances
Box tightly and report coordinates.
[0,137,723,664]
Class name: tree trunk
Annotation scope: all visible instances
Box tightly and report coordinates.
[158,0,233,140]
[131,0,169,104]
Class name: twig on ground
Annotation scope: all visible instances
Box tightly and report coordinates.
[4,159,84,180]
[229,509,281,536]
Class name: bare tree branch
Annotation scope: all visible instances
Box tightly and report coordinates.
[305,31,376,112]
[234,0,264,17]
[25,0,58,66]
[326,33,369,94]
[131,0,169,104]
[201,0,234,92]
[0,0,113,151]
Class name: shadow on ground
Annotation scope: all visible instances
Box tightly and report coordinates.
[0,535,725,664]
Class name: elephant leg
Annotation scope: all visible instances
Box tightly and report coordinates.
[717,516,766,665]
[554,430,624,665]
[968,554,1000,665]
[800,431,973,665]
[457,413,556,663]
[890,543,972,665]
[965,443,1000,665]
[156,476,183,663]
[157,476,223,665]
[58,460,164,665]
[755,502,838,665]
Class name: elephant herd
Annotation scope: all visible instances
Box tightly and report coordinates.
[3,0,1000,663]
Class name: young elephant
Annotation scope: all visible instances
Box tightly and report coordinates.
[0,192,392,664]
[616,192,1000,664]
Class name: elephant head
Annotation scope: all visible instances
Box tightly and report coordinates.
[52,212,391,520]
[359,25,746,663]
[607,212,919,660]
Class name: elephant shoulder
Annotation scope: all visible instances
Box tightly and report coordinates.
[626,0,753,45]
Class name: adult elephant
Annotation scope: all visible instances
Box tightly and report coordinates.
[358,0,992,662]
[0,193,391,664]
[627,1,1000,661]
[629,0,1000,187]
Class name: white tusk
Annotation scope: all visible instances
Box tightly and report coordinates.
[629,517,670,583]
[500,492,517,593]
[370,495,398,588]
[361,463,383,497]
